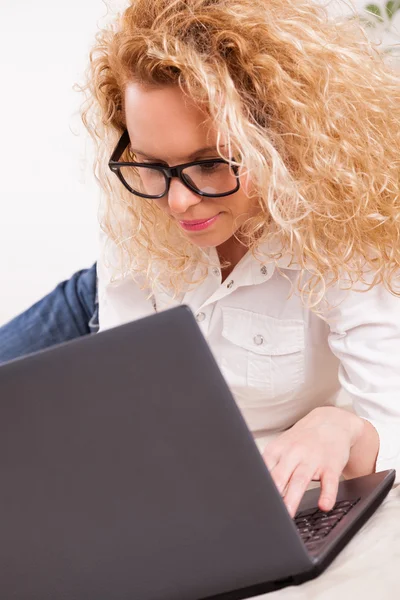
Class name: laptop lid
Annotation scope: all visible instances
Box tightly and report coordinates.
[0,305,312,600]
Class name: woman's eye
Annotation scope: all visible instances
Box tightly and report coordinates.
[199,161,221,172]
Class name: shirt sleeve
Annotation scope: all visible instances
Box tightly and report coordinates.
[97,228,155,332]
[322,278,400,479]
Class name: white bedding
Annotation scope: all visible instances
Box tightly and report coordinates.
[253,484,400,600]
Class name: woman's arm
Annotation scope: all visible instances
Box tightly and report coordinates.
[324,274,400,477]
[263,274,399,517]
[343,418,379,479]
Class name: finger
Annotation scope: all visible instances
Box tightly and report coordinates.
[283,464,316,518]
[269,450,303,496]
[262,445,281,473]
[318,469,340,512]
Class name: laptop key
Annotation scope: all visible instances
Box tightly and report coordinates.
[315,528,331,537]
[335,500,354,508]
[313,517,340,529]
[298,527,311,534]
[296,497,361,550]
[330,507,351,516]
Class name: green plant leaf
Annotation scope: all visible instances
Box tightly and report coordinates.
[383,45,400,54]
[386,0,400,19]
[357,15,378,27]
[364,3,384,21]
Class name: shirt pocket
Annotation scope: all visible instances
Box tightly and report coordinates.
[220,306,305,404]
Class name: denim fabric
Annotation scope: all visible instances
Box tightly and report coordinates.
[0,264,98,365]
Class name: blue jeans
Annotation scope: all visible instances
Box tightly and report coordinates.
[0,264,98,364]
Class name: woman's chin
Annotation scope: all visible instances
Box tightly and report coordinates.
[185,230,233,249]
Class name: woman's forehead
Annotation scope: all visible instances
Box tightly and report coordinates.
[124,82,223,161]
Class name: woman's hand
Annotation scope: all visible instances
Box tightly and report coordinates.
[262,406,365,518]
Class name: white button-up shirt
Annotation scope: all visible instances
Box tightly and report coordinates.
[98,234,400,480]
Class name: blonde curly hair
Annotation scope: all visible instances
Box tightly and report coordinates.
[81,0,400,304]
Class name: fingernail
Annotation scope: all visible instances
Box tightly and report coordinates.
[320,498,332,511]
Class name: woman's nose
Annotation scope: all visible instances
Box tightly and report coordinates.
[167,178,202,214]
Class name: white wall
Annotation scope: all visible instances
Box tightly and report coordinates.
[0,0,397,326]
[0,0,127,325]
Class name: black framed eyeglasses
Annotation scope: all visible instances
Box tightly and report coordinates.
[108,130,240,199]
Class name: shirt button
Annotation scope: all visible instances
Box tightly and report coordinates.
[227,280,234,289]
[196,312,206,323]
[260,265,268,275]
[254,334,264,346]
[212,267,220,277]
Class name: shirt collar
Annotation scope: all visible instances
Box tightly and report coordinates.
[154,237,302,303]
[207,239,301,287]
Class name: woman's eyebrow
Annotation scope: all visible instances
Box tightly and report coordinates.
[129,144,227,161]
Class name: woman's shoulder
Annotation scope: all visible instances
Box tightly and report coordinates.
[97,228,156,331]
[316,269,400,333]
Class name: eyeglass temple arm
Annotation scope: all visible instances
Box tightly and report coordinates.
[109,130,130,163]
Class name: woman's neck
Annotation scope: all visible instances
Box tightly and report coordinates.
[217,236,249,283]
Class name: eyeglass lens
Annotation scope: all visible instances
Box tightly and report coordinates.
[118,161,237,197]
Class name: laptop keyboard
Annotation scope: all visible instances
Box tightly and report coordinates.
[294,498,360,550]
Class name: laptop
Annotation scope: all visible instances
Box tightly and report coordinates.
[0,305,394,600]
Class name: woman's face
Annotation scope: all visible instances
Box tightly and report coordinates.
[124,82,257,250]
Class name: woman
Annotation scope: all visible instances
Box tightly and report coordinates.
[77,0,400,517]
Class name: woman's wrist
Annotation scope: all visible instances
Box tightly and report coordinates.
[307,406,364,447]
[304,406,379,478]
[343,418,380,479]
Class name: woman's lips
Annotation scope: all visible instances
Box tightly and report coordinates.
[179,213,220,231]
